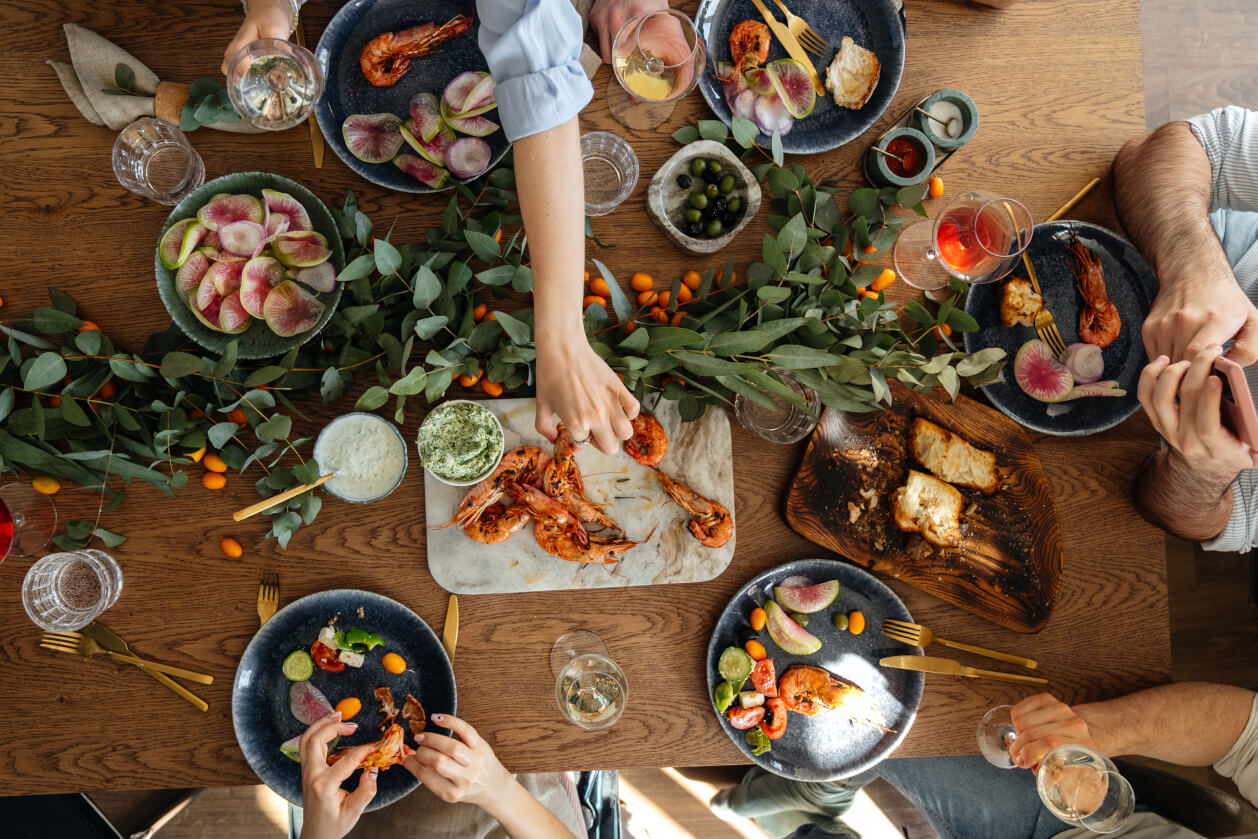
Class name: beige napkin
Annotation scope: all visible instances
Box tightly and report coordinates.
[48,23,259,133]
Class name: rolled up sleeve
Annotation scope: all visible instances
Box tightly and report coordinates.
[1214,694,1258,807]
[476,0,593,142]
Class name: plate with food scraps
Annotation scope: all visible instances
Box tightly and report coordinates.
[694,0,904,154]
[963,220,1158,436]
[707,558,923,780]
[422,397,736,594]
[315,0,511,193]
[232,588,456,811]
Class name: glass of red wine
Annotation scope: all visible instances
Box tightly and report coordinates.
[894,191,1034,292]
[0,483,58,563]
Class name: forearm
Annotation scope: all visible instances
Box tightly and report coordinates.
[1077,682,1255,766]
[1134,448,1235,540]
[481,777,580,839]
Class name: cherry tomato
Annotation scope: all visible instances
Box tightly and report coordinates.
[759,697,788,740]
[744,639,767,661]
[750,659,778,698]
[311,640,345,673]
[727,705,766,730]
[749,607,767,631]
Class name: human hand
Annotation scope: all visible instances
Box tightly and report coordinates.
[1009,693,1101,770]
[535,333,639,455]
[221,0,295,75]
[402,714,511,810]
[589,0,686,66]
[298,712,379,839]
[1142,266,1258,365]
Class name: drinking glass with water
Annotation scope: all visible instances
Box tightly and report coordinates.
[112,118,205,205]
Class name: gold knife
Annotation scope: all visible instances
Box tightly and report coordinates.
[747,0,825,97]
[880,655,1048,687]
[294,16,325,168]
[441,595,458,662]
[82,622,209,712]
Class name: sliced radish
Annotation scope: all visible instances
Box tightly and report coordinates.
[445,112,500,137]
[446,137,492,179]
[754,93,794,137]
[394,154,450,189]
[407,92,443,143]
[460,73,496,114]
[443,71,484,115]
[219,220,267,257]
[733,89,757,121]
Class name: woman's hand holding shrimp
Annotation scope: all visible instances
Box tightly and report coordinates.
[535,335,639,456]
[402,714,509,809]
[297,712,379,839]
[221,0,295,75]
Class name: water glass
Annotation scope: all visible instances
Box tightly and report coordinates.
[551,631,628,731]
[112,118,205,205]
[227,38,324,131]
[22,549,123,632]
[581,132,639,217]
[733,368,821,444]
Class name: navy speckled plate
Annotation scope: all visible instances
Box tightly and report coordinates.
[963,221,1159,436]
[695,0,904,154]
[232,589,456,812]
[707,559,923,780]
[314,0,510,193]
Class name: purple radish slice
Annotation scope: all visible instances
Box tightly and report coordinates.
[289,681,333,725]
[202,231,221,251]
[289,262,337,293]
[443,71,485,114]
[408,92,443,142]
[240,256,285,317]
[446,137,492,179]
[394,154,450,189]
[444,111,500,137]
[261,188,312,232]
[745,68,775,96]
[1065,380,1126,400]
[264,280,325,338]
[219,220,267,257]
[1061,342,1104,384]
[196,193,263,231]
[440,93,495,123]
[766,58,817,119]
[159,218,202,269]
[753,93,793,137]
[777,575,814,589]
[272,231,331,268]
[461,73,496,113]
[400,121,455,167]
[174,251,211,302]
[341,113,404,164]
[190,278,225,333]
[718,62,744,107]
[1014,339,1074,403]
[264,211,291,238]
[208,259,245,296]
[732,88,757,121]
[217,292,252,334]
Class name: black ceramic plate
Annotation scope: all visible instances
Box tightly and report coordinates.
[963,221,1158,436]
[707,559,923,780]
[314,0,510,193]
[154,172,345,360]
[232,589,456,811]
[694,0,904,154]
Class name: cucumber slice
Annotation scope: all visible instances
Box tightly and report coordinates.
[283,649,315,682]
[713,680,738,713]
[718,646,754,685]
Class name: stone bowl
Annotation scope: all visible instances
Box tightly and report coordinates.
[646,140,762,255]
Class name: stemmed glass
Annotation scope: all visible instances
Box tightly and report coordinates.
[894,191,1034,293]
[226,38,324,131]
[978,705,1135,834]
[0,483,57,563]
[550,630,628,731]
[609,10,705,130]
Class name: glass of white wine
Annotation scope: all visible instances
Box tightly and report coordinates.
[609,9,705,131]
[551,630,627,731]
[226,38,324,131]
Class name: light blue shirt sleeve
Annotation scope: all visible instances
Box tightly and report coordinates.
[476,0,593,142]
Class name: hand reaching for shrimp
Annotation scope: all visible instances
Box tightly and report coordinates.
[221,0,295,75]
[535,334,639,456]
[298,712,379,839]
[402,714,509,809]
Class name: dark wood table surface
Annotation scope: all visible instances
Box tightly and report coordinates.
[0,0,1167,796]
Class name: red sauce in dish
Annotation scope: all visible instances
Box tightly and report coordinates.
[884,138,922,178]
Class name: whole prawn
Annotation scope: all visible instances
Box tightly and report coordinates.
[432,446,550,531]
[623,413,668,467]
[1066,228,1121,348]
[715,20,770,85]
[534,520,651,564]
[654,469,733,548]
[543,423,622,533]
[778,666,890,731]
[327,722,411,770]
[360,14,474,87]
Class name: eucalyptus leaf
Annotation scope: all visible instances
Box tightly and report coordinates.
[494,311,531,344]
[208,421,239,448]
[731,117,758,149]
[0,388,13,423]
[464,229,500,262]
[33,308,83,334]
[766,345,845,369]
[644,327,705,355]
[389,367,428,396]
[256,414,293,441]
[159,351,206,379]
[413,315,450,340]
[673,351,756,377]
[756,286,791,304]
[245,366,287,387]
[697,120,729,142]
[672,125,700,144]
[23,352,67,391]
[771,129,784,167]
[708,331,770,356]
[412,264,443,307]
[717,374,777,410]
[338,254,376,284]
[374,239,402,275]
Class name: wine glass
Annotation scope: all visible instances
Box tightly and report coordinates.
[0,483,58,563]
[894,191,1034,293]
[226,38,324,131]
[550,630,628,731]
[608,10,705,130]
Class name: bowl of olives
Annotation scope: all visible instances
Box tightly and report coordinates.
[646,140,762,255]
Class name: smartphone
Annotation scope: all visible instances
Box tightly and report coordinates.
[1213,356,1258,450]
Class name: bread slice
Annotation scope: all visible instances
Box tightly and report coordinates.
[892,470,963,547]
[825,36,880,110]
[911,418,999,494]
[1000,276,1043,327]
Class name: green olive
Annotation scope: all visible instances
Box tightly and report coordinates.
[690,158,707,177]
[689,192,708,210]
[707,160,723,174]
[705,183,720,198]
[685,208,702,223]
[719,174,736,194]
[705,219,724,238]
[727,196,742,213]
[832,613,849,631]
[789,611,809,627]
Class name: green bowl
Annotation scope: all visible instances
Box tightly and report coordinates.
[154,172,345,360]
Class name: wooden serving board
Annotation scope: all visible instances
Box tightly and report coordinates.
[785,384,1062,632]
[424,398,736,594]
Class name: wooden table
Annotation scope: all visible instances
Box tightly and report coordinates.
[0,0,1167,796]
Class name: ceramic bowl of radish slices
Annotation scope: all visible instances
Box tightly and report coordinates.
[154,173,345,359]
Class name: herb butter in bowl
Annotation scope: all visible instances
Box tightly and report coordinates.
[417,400,505,486]
[313,412,408,503]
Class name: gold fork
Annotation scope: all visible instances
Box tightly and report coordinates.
[1005,202,1068,358]
[40,632,215,683]
[882,619,1039,670]
[257,570,280,626]
[769,0,831,55]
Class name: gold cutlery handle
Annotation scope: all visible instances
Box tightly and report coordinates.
[131,662,209,712]
[936,638,1038,670]
[233,473,335,521]
[105,651,214,685]
[964,665,1048,687]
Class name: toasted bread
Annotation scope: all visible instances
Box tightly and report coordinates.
[911,418,999,494]
[1000,276,1043,327]
[892,469,962,547]
[825,36,880,110]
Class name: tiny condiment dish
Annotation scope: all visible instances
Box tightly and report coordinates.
[313,412,409,503]
[416,399,505,487]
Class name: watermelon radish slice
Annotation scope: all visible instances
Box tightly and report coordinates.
[461,73,496,114]
[197,193,263,231]
[732,88,757,122]
[400,120,452,166]
[1065,380,1126,400]
[264,211,291,239]
[341,113,404,163]
[443,71,484,115]
[279,732,339,762]
[394,154,449,189]
[408,92,443,143]
[754,93,794,137]
[765,600,822,655]
[219,220,267,257]
[240,256,285,317]
[159,218,201,269]
[778,575,814,589]
[445,111,500,137]
[264,280,325,338]
[289,262,337,293]
[766,58,817,120]
[190,278,225,333]
[261,188,312,232]
[745,68,775,96]
[218,292,251,333]
[1014,339,1074,403]
[174,250,211,302]
[446,137,492,179]
[289,681,333,725]
[774,580,840,614]
[718,62,744,107]
[273,231,331,268]
[202,231,221,251]
[208,259,245,296]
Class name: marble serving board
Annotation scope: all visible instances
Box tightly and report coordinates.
[423,398,736,594]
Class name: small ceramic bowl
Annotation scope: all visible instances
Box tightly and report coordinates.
[416,399,505,487]
[865,127,935,189]
[647,140,762,255]
[914,89,979,150]
[313,412,409,503]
